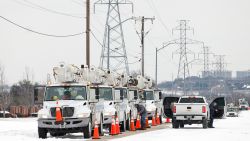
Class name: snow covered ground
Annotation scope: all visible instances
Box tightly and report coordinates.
[0,111,250,141]
[112,111,250,141]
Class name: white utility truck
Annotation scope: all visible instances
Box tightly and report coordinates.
[35,63,118,139]
[163,96,226,129]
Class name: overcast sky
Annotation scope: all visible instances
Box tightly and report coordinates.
[1,0,250,85]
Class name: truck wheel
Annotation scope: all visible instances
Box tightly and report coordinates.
[120,113,126,132]
[202,119,208,129]
[126,113,131,130]
[180,122,184,128]
[83,122,92,139]
[172,120,179,129]
[38,127,47,139]
[159,115,162,124]
[99,116,104,136]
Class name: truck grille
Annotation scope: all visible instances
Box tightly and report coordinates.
[50,107,74,117]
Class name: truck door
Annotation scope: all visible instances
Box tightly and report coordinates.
[210,97,226,119]
[163,96,179,118]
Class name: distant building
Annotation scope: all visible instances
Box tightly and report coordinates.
[202,70,232,79]
[236,70,250,79]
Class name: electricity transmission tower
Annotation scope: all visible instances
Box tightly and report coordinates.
[213,55,227,78]
[172,20,202,79]
[199,46,213,77]
[95,0,133,75]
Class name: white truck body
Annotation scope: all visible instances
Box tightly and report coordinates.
[36,83,101,139]
[154,89,163,122]
[36,63,120,139]
[172,96,209,128]
[163,96,226,129]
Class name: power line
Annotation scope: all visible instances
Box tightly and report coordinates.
[0,15,85,37]
[146,0,172,38]
[11,0,84,19]
[90,30,139,60]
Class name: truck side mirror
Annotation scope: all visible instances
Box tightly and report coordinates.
[159,92,162,100]
[95,88,99,100]
[34,88,39,102]
[134,93,138,100]
[120,93,124,100]
[33,86,45,104]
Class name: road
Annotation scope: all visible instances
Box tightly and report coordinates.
[0,111,250,141]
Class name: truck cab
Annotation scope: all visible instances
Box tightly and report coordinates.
[36,83,98,139]
[89,85,116,130]
[114,87,131,131]
[154,89,163,123]
[139,89,157,119]
[127,87,139,127]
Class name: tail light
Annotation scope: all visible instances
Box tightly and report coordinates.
[202,106,206,113]
[173,106,176,113]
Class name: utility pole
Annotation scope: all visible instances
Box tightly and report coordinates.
[155,41,175,86]
[133,16,155,77]
[141,17,145,77]
[95,0,133,75]
[86,0,90,67]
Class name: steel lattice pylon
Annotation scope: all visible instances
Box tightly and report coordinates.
[174,20,193,79]
[95,0,132,75]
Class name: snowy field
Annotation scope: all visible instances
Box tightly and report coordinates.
[112,111,250,141]
[0,111,250,141]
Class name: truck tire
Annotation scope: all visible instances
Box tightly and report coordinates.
[120,113,126,132]
[180,121,184,128]
[99,115,104,136]
[202,118,208,129]
[83,122,92,139]
[172,120,179,129]
[159,115,162,124]
[38,127,47,139]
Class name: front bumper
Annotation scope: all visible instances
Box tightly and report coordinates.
[38,117,89,129]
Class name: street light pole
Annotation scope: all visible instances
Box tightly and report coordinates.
[155,42,175,87]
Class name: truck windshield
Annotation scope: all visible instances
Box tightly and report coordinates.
[228,108,236,112]
[45,86,87,101]
[115,88,128,99]
[129,90,138,100]
[99,87,113,101]
[179,98,205,103]
[145,91,154,100]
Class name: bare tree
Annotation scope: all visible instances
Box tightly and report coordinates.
[0,63,7,117]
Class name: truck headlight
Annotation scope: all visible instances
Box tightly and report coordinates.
[38,114,48,119]
[77,113,90,118]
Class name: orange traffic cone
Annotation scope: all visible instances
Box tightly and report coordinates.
[166,117,171,123]
[116,116,121,134]
[156,114,160,125]
[136,114,141,129]
[151,116,156,126]
[110,116,117,135]
[92,120,100,139]
[130,117,136,131]
[55,101,62,123]
[145,117,150,128]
